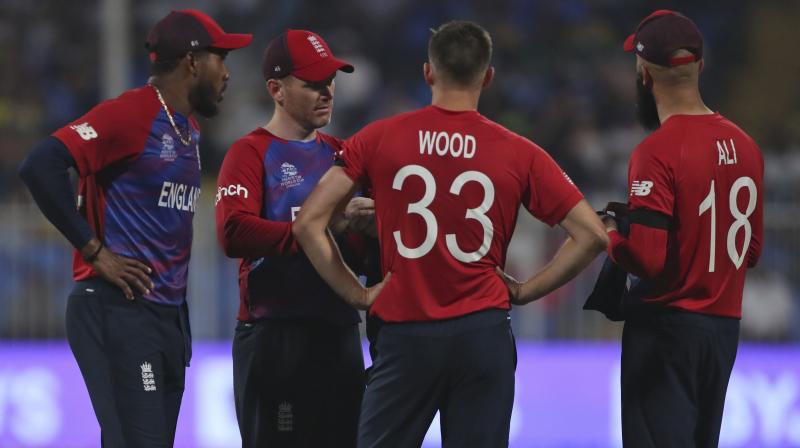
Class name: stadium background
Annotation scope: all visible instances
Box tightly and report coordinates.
[1,0,798,446]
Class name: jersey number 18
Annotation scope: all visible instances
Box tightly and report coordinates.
[698,176,757,272]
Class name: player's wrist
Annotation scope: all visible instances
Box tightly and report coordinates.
[80,238,104,263]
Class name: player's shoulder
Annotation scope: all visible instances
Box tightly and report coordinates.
[226,128,273,159]
[345,110,420,147]
[715,114,760,148]
[361,109,420,134]
[632,123,683,160]
[318,132,344,150]
[103,86,159,114]
[475,115,550,158]
[88,86,161,126]
[55,86,159,139]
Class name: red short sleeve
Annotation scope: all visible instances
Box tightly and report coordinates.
[627,145,674,217]
[51,90,156,176]
[339,120,384,184]
[523,147,584,226]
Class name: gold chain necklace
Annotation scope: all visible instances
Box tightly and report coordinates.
[150,84,192,146]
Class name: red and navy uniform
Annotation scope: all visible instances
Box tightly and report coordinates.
[340,105,583,322]
[339,105,582,447]
[217,128,365,447]
[611,113,764,448]
[29,85,201,447]
[215,128,361,325]
[53,86,201,306]
[608,113,764,318]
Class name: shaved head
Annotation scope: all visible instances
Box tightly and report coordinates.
[637,49,701,87]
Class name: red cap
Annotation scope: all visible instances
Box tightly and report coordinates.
[146,10,252,61]
[262,30,354,82]
[623,10,703,67]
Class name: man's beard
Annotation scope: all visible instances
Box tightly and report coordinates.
[189,79,219,118]
[636,73,660,131]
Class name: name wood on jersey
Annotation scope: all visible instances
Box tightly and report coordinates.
[419,130,476,159]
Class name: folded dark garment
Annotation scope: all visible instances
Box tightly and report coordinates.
[583,212,659,321]
[584,212,629,321]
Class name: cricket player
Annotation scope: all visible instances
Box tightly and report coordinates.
[293,20,608,447]
[215,29,374,447]
[603,10,764,447]
[19,10,251,446]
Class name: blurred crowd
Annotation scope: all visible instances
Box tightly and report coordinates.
[2,0,798,340]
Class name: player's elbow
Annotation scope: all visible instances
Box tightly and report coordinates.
[291,216,311,246]
[585,226,610,256]
[18,153,37,186]
[218,218,244,258]
[219,237,239,258]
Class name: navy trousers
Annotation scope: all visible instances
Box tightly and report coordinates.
[66,277,190,447]
[621,309,739,448]
[359,308,516,448]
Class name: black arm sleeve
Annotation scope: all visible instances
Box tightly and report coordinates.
[19,137,94,249]
[629,208,671,230]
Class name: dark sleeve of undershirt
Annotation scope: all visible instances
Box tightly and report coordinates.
[607,209,670,279]
[19,136,94,249]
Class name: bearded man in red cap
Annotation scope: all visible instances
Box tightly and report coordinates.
[19,9,251,447]
[601,10,764,447]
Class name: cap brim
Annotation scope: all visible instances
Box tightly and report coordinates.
[212,33,253,50]
[623,34,636,52]
[292,56,354,82]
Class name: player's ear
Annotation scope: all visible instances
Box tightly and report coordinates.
[481,66,494,89]
[266,79,284,105]
[698,59,705,73]
[186,52,200,77]
[642,67,653,89]
[423,62,434,86]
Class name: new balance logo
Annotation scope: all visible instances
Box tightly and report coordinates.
[70,122,98,141]
[630,180,654,197]
[140,362,156,392]
[636,42,644,52]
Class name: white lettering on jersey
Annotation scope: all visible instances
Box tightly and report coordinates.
[716,138,738,166]
[280,163,304,189]
[70,122,98,141]
[160,134,177,161]
[630,180,654,197]
[214,184,249,205]
[418,131,476,159]
[158,181,201,212]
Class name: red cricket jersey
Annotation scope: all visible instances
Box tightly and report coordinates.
[615,113,764,318]
[340,105,583,322]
